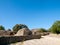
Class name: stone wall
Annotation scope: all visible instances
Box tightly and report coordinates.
[0,35,41,45]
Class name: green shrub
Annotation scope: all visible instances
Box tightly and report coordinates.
[49,21,60,34]
[12,24,28,32]
[0,25,5,30]
[38,28,47,32]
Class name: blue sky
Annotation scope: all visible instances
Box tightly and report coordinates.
[0,0,60,30]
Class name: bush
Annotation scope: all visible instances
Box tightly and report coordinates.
[38,28,47,32]
[49,21,60,34]
[7,29,11,31]
[12,24,28,32]
[0,25,5,30]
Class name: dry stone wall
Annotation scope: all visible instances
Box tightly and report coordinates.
[0,35,41,45]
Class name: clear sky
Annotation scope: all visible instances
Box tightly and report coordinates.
[0,0,60,30]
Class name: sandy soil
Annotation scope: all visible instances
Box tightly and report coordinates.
[11,35,60,45]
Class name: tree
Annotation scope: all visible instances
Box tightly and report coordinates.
[12,24,28,32]
[0,25,5,30]
[49,21,60,34]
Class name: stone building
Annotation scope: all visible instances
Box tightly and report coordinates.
[0,30,15,36]
[31,29,41,35]
[14,28,32,36]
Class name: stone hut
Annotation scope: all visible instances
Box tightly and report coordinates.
[31,29,41,35]
[0,30,15,36]
[31,29,49,36]
[14,28,32,36]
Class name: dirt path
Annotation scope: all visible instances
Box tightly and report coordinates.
[11,36,60,45]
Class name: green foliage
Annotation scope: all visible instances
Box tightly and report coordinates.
[38,28,47,32]
[0,25,5,30]
[12,24,28,32]
[49,21,60,34]
[7,29,11,31]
